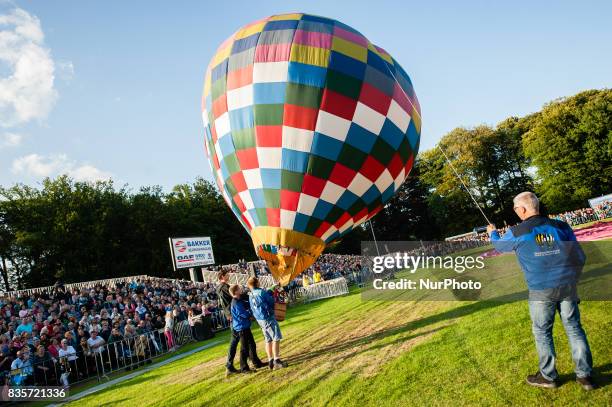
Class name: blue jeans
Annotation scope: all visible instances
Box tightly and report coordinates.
[528,300,593,380]
[226,328,240,369]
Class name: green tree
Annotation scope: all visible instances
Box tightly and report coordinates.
[523,89,612,212]
[371,162,439,241]
[419,123,534,236]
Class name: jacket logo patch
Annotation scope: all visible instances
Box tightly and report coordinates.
[535,233,555,248]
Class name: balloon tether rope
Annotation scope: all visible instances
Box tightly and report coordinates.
[437,145,492,225]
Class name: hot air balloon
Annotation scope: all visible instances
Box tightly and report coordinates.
[201,13,421,285]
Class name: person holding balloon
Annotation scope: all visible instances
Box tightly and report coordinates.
[247,277,287,370]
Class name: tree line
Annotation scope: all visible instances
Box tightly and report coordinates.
[1,89,610,288]
[0,178,254,290]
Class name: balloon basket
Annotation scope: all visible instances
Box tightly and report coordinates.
[274,302,287,322]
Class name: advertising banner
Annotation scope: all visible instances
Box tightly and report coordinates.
[169,237,215,270]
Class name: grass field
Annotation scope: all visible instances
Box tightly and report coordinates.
[64,245,611,407]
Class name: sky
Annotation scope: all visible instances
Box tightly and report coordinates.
[1,0,611,190]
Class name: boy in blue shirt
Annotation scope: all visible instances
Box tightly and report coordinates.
[247,277,288,370]
[229,284,264,373]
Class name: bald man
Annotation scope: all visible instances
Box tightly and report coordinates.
[487,192,595,391]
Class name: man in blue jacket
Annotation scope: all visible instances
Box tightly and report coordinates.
[229,284,264,373]
[487,192,595,390]
[247,277,288,370]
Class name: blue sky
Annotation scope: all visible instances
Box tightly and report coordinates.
[1,0,611,190]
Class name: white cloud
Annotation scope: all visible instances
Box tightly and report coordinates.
[68,164,112,183]
[11,153,112,182]
[0,7,58,127]
[0,131,22,147]
[11,153,66,177]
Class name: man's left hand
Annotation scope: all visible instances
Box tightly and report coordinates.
[486,224,497,234]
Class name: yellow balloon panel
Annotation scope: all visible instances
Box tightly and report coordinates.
[251,227,325,286]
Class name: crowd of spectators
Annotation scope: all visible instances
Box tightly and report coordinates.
[205,259,271,276]
[448,201,612,242]
[297,254,367,287]
[0,278,223,387]
[551,200,612,226]
[0,254,367,387]
[205,255,369,288]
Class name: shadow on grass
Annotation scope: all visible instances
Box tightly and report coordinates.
[97,398,130,407]
[557,362,612,388]
[594,362,612,388]
[286,292,525,365]
[286,327,446,365]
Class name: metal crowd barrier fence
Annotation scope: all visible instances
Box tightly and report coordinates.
[0,273,246,299]
[556,213,611,227]
[342,268,371,287]
[0,274,224,299]
[219,260,267,271]
[421,239,490,251]
[210,310,231,331]
[173,320,193,346]
[0,275,149,299]
[288,277,349,303]
[4,326,181,388]
[200,270,276,288]
[4,314,233,390]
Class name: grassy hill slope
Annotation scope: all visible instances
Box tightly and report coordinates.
[68,285,611,406]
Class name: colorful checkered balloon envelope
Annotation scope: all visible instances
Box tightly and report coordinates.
[202,13,421,285]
